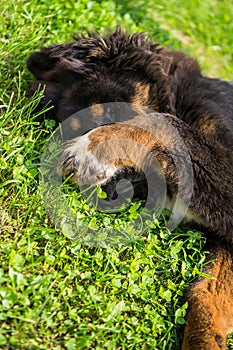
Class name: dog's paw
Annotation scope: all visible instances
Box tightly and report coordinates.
[59,130,118,186]
[58,126,148,203]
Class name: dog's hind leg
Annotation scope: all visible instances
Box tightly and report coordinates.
[182,242,233,350]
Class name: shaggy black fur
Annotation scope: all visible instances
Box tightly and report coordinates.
[27,28,233,144]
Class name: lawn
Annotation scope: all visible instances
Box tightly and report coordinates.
[1,0,233,349]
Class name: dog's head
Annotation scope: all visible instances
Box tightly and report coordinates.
[27,26,200,122]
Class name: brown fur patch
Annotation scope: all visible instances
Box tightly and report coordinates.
[182,245,233,350]
[112,158,140,170]
[88,123,155,150]
[69,117,81,131]
[196,115,217,136]
[90,103,104,118]
[131,82,151,106]
[86,120,171,174]
[87,123,153,172]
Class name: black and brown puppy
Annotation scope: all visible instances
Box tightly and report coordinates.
[27,27,233,349]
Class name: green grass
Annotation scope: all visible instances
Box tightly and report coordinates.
[1,0,233,349]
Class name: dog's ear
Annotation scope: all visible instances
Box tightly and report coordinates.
[26,48,60,79]
[27,47,92,83]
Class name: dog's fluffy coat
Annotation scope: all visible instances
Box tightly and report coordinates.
[27,27,233,349]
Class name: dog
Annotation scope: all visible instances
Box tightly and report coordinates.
[27,26,233,349]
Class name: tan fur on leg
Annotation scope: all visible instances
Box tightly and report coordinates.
[182,244,233,350]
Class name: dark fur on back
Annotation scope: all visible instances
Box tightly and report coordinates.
[27,27,233,145]
[27,27,233,349]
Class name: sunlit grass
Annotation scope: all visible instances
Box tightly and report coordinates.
[1,0,232,348]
